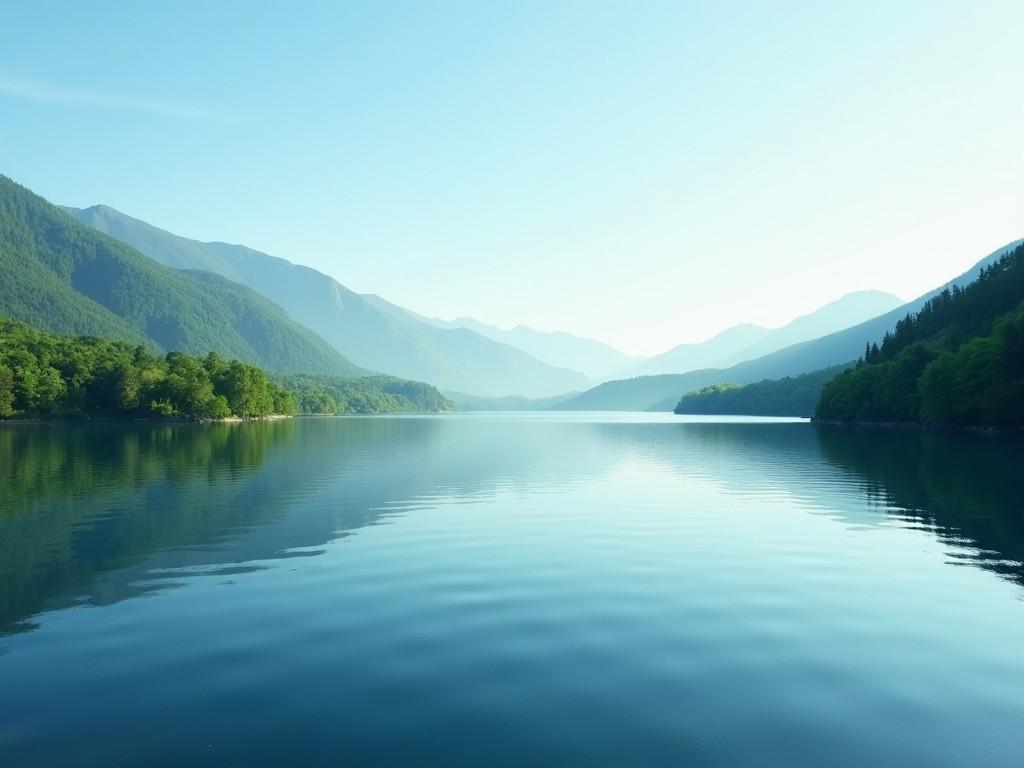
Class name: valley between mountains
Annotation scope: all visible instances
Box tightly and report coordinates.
[3,173,1022,427]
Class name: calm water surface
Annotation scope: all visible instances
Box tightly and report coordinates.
[1,414,1022,766]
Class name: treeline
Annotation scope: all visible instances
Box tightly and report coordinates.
[0,318,295,420]
[277,374,452,415]
[0,319,451,420]
[0,175,361,376]
[817,244,1024,427]
[873,244,1024,363]
[674,365,848,417]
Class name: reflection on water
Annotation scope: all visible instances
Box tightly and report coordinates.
[0,415,1022,767]
[0,421,300,635]
[815,425,1024,584]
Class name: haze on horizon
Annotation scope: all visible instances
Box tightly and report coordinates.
[2,1,1022,356]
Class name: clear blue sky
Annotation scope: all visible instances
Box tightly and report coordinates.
[3,1,1022,355]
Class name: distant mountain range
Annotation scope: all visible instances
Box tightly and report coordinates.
[627,290,903,377]
[0,176,363,376]
[65,204,590,398]
[623,323,771,378]
[558,239,1022,411]
[371,288,903,385]
[405,313,643,381]
[4,170,987,410]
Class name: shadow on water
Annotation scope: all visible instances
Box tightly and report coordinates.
[814,425,1024,586]
[2,416,1022,639]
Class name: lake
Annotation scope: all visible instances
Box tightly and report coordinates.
[1,414,1022,766]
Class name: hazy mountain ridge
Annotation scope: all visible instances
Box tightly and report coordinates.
[629,290,903,378]
[622,323,771,378]
[561,239,1023,411]
[66,205,591,398]
[394,309,644,381]
[718,290,904,365]
[1,176,363,376]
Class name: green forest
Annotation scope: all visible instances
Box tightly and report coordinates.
[0,175,363,376]
[674,365,848,417]
[0,318,450,420]
[816,243,1024,427]
[277,374,453,414]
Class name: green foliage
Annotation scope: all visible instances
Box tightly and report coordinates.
[67,203,591,398]
[917,308,1024,427]
[0,315,451,420]
[276,374,453,415]
[0,317,295,420]
[876,246,1024,363]
[0,366,13,417]
[674,365,847,417]
[0,175,363,376]
[817,244,1024,427]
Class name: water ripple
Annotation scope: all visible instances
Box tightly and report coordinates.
[0,416,1022,766]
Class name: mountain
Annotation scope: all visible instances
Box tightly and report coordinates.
[817,242,1024,426]
[673,365,849,418]
[559,238,1023,411]
[628,290,902,378]
[718,290,904,366]
[444,390,580,412]
[390,310,643,381]
[0,176,363,376]
[555,373,728,412]
[623,323,770,377]
[67,204,591,398]
[0,316,302,419]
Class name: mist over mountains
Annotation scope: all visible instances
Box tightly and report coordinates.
[63,202,916,401]
[627,290,903,378]
[558,239,1022,411]
[65,204,590,398]
[376,308,644,381]
[0,173,1003,416]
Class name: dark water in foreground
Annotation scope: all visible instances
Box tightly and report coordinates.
[1,414,1022,767]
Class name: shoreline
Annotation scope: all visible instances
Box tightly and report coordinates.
[0,411,453,425]
[811,418,1024,436]
[0,413,294,425]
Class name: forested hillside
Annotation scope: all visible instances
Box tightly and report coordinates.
[0,318,451,420]
[1,176,362,376]
[674,364,848,417]
[67,204,591,397]
[817,243,1024,427]
[560,239,1022,411]
[277,374,452,414]
[0,317,295,419]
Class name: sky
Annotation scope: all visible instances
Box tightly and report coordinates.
[2,1,1022,356]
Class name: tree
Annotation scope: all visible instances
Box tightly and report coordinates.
[0,365,14,417]
[816,243,1024,427]
[213,360,274,417]
[0,317,450,420]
